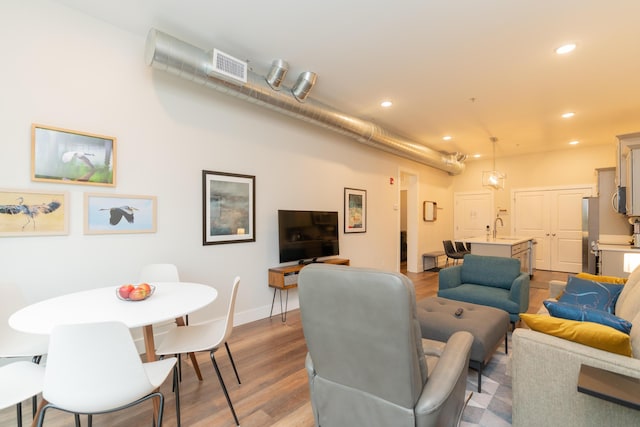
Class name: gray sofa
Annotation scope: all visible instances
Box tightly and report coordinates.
[511,270,640,427]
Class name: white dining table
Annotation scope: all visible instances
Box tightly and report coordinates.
[9,282,218,362]
[10,282,216,426]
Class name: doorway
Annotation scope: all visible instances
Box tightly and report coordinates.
[453,191,494,240]
[399,170,419,273]
[513,186,594,272]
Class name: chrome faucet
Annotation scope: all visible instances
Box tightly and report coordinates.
[493,216,504,239]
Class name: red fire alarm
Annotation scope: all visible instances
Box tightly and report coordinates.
[390,177,394,185]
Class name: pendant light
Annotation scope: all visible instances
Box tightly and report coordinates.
[482,136,506,189]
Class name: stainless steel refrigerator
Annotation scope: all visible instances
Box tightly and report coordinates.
[582,197,599,274]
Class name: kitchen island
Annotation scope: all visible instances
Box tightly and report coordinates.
[597,244,640,278]
[464,236,535,276]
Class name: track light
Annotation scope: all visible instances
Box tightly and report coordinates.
[265,59,289,90]
[292,71,317,102]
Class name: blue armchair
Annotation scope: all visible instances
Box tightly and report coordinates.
[438,254,530,323]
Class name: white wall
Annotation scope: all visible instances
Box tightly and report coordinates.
[0,1,454,327]
[1,2,621,332]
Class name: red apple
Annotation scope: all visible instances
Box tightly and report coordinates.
[137,283,151,294]
[129,287,148,301]
[118,284,134,299]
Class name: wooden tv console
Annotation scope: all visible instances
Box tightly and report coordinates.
[268,258,350,321]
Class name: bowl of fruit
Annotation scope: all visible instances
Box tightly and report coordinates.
[116,283,155,301]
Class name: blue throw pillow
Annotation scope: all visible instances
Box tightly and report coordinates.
[558,276,624,313]
[544,300,633,334]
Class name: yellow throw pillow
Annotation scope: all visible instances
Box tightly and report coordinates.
[520,314,632,357]
[575,272,627,284]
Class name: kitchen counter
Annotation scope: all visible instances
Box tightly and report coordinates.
[598,244,640,253]
[465,236,535,276]
[597,243,640,277]
[465,236,534,245]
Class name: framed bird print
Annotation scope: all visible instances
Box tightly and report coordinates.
[31,124,117,187]
[0,188,68,237]
[84,193,156,235]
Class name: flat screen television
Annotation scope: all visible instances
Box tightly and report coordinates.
[278,210,340,264]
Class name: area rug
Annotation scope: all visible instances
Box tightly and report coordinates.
[461,332,513,427]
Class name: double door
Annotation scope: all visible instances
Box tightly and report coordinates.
[514,187,593,272]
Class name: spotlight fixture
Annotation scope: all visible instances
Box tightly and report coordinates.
[561,112,575,118]
[266,59,289,90]
[380,100,393,108]
[292,71,317,102]
[443,135,452,141]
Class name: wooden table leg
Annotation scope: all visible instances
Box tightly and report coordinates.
[31,398,47,427]
[175,317,203,381]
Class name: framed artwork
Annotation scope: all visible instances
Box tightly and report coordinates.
[202,170,255,245]
[31,124,116,187]
[344,187,367,233]
[84,193,156,235]
[423,201,437,221]
[0,189,68,236]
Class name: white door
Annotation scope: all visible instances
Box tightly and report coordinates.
[552,189,592,272]
[513,191,550,269]
[514,186,593,273]
[454,191,494,240]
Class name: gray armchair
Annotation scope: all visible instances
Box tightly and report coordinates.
[298,264,473,427]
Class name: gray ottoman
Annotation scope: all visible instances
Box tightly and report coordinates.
[416,297,510,393]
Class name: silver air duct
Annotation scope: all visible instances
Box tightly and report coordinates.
[144,28,466,175]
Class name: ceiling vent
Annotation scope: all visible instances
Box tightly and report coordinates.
[210,49,247,83]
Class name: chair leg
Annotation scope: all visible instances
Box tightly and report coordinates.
[173,364,181,427]
[210,351,239,425]
[87,414,92,427]
[16,402,22,427]
[224,342,241,385]
[155,393,165,427]
[74,413,81,427]
[32,355,42,419]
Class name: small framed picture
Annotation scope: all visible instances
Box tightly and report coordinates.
[32,124,116,187]
[203,170,255,245]
[84,193,156,235]
[0,189,68,237]
[423,201,437,221]
[344,187,367,233]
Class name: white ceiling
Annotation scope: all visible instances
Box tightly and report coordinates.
[52,0,640,161]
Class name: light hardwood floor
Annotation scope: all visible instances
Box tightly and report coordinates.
[1,268,568,427]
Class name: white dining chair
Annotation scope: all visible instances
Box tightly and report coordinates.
[0,361,45,427]
[139,263,185,323]
[156,276,241,426]
[139,263,204,383]
[139,263,180,283]
[36,321,178,427]
[0,283,49,419]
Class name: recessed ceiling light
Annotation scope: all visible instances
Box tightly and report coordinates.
[569,140,579,145]
[380,100,393,108]
[443,135,452,141]
[562,112,575,118]
[473,154,481,158]
[555,43,576,55]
